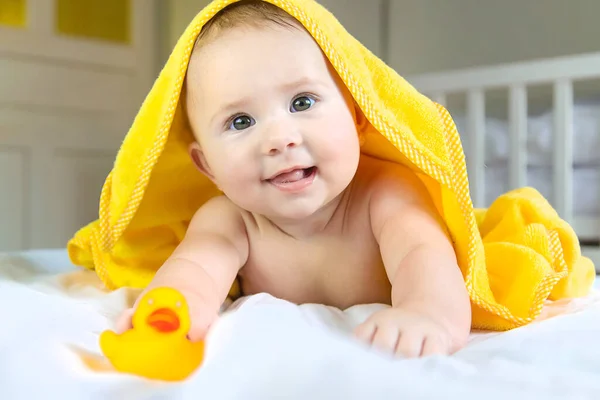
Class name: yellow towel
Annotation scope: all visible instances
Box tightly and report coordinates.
[67,0,595,331]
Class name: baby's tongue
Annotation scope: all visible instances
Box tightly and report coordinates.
[270,169,305,184]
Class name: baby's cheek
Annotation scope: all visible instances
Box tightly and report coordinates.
[321,123,360,165]
[219,163,252,189]
[211,146,247,178]
[216,156,259,196]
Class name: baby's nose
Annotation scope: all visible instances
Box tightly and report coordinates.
[265,139,297,156]
[262,129,303,156]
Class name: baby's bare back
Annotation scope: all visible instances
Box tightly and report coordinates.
[237,157,393,309]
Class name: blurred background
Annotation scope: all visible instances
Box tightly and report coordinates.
[1,0,599,260]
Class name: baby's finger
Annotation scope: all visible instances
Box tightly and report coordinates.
[187,314,218,342]
[395,331,424,358]
[115,308,134,333]
[187,325,208,342]
[354,321,377,344]
[421,334,448,357]
[371,325,400,355]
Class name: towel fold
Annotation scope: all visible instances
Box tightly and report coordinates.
[67,0,595,331]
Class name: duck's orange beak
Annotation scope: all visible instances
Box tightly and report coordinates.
[146,308,180,333]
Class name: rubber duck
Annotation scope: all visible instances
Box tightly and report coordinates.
[99,287,205,381]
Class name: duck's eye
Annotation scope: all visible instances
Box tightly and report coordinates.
[175,301,182,308]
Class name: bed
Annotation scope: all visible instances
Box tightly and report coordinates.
[452,105,599,215]
[406,52,600,270]
[2,248,600,399]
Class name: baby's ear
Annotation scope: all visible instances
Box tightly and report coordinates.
[189,142,216,183]
[354,104,369,145]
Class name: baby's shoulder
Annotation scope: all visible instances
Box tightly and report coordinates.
[195,194,242,216]
[188,194,246,233]
[354,156,438,235]
[355,155,427,203]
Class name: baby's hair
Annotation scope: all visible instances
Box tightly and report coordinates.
[194,0,302,49]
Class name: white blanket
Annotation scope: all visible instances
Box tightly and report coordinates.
[2,249,600,399]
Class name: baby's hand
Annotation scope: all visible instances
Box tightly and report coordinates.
[354,307,454,358]
[115,289,219,342]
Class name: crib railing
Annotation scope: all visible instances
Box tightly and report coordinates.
[407,52,600,224]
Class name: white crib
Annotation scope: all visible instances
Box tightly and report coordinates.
[406,52,600,270]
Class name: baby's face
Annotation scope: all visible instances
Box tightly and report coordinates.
[186,23,361,221]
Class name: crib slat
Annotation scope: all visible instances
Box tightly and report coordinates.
[553,79,574,222]
[467,89,486,208]
[508,84,528,189]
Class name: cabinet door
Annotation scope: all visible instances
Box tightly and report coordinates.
[316,0,385,59]
[0,0,158,251]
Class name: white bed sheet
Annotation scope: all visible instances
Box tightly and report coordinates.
[452,102,600,166]
[2,249,600,399]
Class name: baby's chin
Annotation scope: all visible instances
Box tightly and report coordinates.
[223,179,349,222]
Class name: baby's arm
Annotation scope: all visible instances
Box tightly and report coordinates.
[355,166,471,357]
[116,196,249,340]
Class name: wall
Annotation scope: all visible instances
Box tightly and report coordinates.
[0,0,157,250]
[153,0,206,65]
[159,0,385,63]
[389,0,600,75]
[315,0,385,59]
[163,0,600,76]
[167,0,210,48]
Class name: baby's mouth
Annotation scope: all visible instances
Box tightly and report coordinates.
[267,166,317,185]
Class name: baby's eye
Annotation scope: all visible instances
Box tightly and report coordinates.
[229,115,255,131]
[291,96,315,113]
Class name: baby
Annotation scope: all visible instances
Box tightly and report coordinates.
[117,0,471,358]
